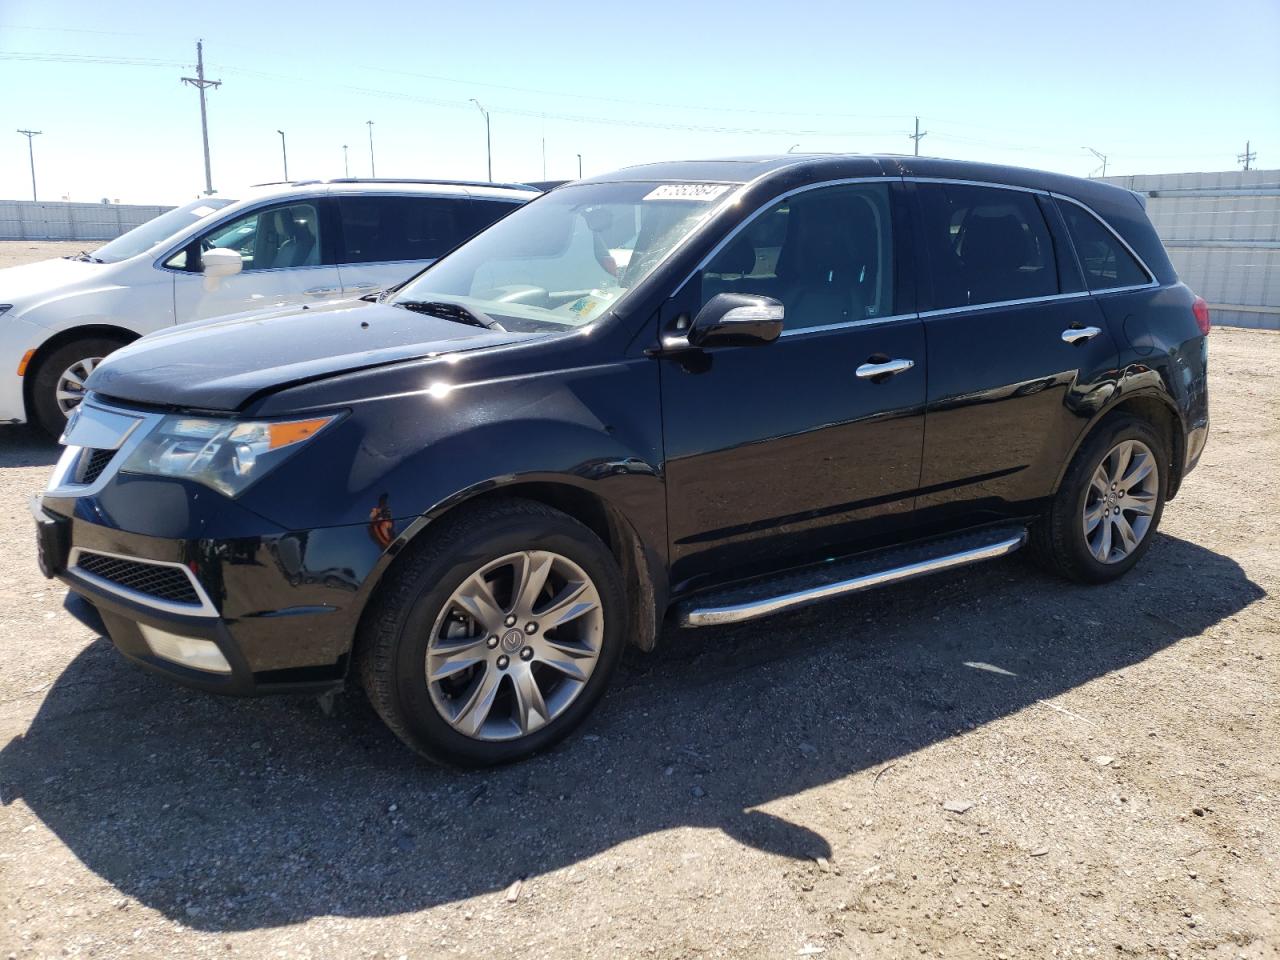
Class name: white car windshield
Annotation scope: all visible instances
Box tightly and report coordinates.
[389,181,736,331]
[93,198,235,263]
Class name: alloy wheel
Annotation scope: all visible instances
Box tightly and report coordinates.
[55,356,103,414]
[426,550,604,741]
[1083,439,1159,564]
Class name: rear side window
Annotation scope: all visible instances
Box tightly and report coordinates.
[338,195,467,264]
[465,199,521,236]
[1059,202,1150,290]
[918,183,1058,309]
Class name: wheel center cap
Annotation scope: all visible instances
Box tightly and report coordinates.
[500,628,524,653]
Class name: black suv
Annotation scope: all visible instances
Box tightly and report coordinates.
[34,155,1210,766]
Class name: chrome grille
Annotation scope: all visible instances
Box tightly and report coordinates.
[76,448,115,485]
[74,551,201,606]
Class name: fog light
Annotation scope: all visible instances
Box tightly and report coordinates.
[138,623,232,674]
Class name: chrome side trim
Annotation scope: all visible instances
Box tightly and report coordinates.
[777,311,919,337]
[679,530,1027,627]
[67,547,220,619]
[920,290,1092,319]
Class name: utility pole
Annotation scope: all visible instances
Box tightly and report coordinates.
[16,129,41,201]
[470,100,492,182]
[576,153,583,179]
[277,129,289,181]
[1237,140,1256,171]
[1083,146,1108,178]
[541,136,547,180]
[366,121,376,177]
[181,39,221,195]
[908,116,928,156]
[343,144,349,177]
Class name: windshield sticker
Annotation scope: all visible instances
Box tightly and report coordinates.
[643,183,732,202]
[190,205,217,217]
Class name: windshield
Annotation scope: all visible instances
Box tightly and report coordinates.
[390,181,736,331]
[93,198,235,263]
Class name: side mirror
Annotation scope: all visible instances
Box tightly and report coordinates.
[200,247,243,291]
[687,293,784,349]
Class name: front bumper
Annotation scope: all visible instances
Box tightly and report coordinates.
[34,494,387,697]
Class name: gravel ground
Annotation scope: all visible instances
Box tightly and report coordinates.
[0,239,1276,958]
[0,241,89,268]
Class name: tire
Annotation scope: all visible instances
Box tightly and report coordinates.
[29,336,130,439]
[356,498,628,766]
[1030,414,1169,584]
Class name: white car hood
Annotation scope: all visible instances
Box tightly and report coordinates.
[0,257,113,305]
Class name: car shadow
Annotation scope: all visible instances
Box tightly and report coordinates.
[0,425,60,468]
[0,532,1263,931]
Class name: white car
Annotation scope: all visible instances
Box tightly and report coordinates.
[0,178,536,435]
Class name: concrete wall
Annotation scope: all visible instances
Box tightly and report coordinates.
[1102,169,1280,330]
[0,200,174,241]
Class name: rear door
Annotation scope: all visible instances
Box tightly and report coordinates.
[911,180,1116,529]
[334,193,520,297]
[660,180,927,592]
[171,198,343,321]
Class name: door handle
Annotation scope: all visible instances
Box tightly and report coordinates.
[855,358,915,380]
[304,286,342,297]
[1061,325,1102,345]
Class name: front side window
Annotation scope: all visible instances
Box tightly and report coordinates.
[698,182,895,330]
[199,202,322,272]
[391,181,734,331]
[1059,202,1150,290]
[919,183,1059,309]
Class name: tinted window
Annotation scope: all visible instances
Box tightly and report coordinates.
[338,195,468,264]
[919,183,1058,309]
[465,199,521,236]
[1060,202,1150,290]
[198,202,322,272]
[699,182,895,330]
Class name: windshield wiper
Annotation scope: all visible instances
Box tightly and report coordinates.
[65,250,104,263]
[394,299,505,332]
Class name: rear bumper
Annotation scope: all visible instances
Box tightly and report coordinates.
[35,495,387,697]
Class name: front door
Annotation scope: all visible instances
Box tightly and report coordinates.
[910,181,1119,528]
[660,181,926,593]
[172,199,343,322]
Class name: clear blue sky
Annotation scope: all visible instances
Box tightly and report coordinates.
[2,0,1278,204]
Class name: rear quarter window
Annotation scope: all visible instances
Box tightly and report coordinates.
[1059,202,1151,291]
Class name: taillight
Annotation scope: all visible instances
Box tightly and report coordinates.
[1192,296,1211,335]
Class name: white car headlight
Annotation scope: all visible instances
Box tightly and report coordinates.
[121,414,339,497]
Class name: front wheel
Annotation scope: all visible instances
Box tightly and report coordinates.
[356,498,627,766]
[29,335,130,439]
[1030,415,1169,583]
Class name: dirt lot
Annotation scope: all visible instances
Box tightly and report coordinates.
[0,241,88,268]
[0,239,1276,959]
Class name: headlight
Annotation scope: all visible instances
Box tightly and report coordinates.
[121,414,339,497]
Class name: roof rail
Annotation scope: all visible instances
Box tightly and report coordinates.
[248,177,541,192]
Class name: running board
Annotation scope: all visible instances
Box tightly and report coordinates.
[676,526,1028,627]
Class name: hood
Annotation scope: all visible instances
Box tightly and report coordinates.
[0,256,110,305]
[87,298,539,412]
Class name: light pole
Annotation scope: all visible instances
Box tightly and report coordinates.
[17,129,41,201]
[277,129,288,181]
[343,144,349,177]
[180,39,221,195]
[1083,146,1108,178]
[576,153,583,179]
[366,121,376,177]
[470,99,492,182]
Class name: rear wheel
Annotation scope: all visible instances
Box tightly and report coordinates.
[357,498,627,766]
[29,335,130,438]
[1031,415,1169,583]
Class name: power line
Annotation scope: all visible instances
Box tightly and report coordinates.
[1084,146,1108,178]
[180,39,220,195]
